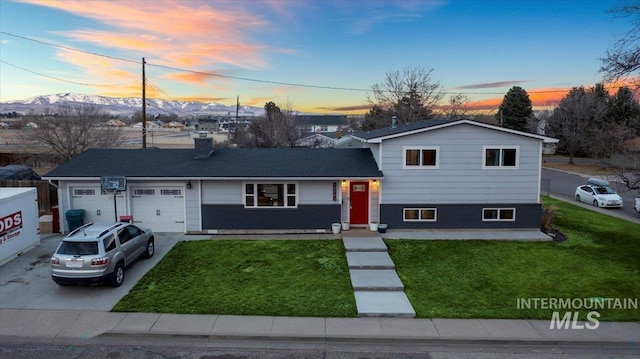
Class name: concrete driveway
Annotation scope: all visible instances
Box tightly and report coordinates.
[0,232,181,311]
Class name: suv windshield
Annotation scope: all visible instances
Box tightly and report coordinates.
[57,241,99,255]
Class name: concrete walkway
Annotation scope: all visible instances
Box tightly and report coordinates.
[1,309,638,347]
[342,230,416,318]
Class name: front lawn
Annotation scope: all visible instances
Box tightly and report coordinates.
[114,197,639,320]
[113,240,357,317]
[387,197,640,320]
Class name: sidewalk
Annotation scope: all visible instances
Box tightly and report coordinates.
[1,309,638,346]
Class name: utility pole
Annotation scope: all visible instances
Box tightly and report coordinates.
[235,95,239,131]
[142,57,147,148]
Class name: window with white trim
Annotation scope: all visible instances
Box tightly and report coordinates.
[244,183,297,208]
[403,146,439,168]
[483,146,518,168]
[482,208,516,221]
[403,208,437,221]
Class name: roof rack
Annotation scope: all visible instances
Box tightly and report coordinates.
[98,223,124,238]
[68,222,94,237]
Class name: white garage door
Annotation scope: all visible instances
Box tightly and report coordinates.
[70,187,126,225]
[131,187,185,232]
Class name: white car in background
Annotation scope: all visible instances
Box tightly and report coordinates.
[574,178,623,208]
[635,197,640,214]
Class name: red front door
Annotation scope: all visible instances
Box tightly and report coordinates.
[349,182,369,225]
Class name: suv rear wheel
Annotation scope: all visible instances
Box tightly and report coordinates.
[111,262,125,287]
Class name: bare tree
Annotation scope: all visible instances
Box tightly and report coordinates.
[19,103,123,162]
[245,101,298,148]
[546,87,608,164]
[600,3,640,82]
[614,146,640,193]
[364,66,444,129]
[446,93,471,119]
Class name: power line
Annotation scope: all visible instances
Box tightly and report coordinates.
[146,62,374,92]
[145,79,194,117]
[0,31,627,96]
[0,31,137,64]
[0,60,138,87]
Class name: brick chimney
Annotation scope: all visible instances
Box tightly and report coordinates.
[194,131,214,159]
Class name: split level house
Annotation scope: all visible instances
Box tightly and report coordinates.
[43,118,558,233]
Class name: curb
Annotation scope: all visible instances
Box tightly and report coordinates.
[96,331,639,348]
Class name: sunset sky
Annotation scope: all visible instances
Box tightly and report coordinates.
[0,0,633,114]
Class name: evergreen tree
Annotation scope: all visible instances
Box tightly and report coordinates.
[495,86,533,132]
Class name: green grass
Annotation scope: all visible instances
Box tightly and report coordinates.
[386,197,640,321]
[112,240,357,317]
[114,197,639,320]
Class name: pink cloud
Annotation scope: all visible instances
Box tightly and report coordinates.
[16,0,288,95]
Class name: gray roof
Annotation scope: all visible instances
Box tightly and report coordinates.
[295,115,347,126]
[351,118,558,143]
[352,118,458,140]
[43,147,382,179]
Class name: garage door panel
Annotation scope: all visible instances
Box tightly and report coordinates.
[131,187,185,232]
[70,187,125,224]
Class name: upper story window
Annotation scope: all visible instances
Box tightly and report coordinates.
[244,183,297,208]
[403,146,439,169]
[483,146,518,168]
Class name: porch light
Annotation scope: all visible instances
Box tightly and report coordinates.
[187,181,192,189]
[372,179,378,186]
[342,180,347,187]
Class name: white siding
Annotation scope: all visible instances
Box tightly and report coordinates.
[380,124,542,204]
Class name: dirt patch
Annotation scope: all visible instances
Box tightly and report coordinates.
[546,228,568,243]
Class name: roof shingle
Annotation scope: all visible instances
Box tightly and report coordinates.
[44,147,382,178]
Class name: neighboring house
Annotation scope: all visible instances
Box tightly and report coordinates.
[532,117,557,154]
[43,119,557,233]
[295,133,336,148]
[131,121,160,128]
[296,115,346,136]
[197,119,219,133]
[106,119,126,127]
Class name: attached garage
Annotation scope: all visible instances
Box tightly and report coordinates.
[130,186,185,232]
[70,186,125,224]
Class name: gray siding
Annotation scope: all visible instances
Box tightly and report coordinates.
[380,124,542,204]
[201,204,341,230]
[299,181,340,204]
[185,180,201,232]
[380,203,542,229]
[201,181,240,204]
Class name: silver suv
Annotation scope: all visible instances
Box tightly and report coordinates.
[50,222,154,287]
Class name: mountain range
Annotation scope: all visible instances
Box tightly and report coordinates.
[0,93,265,118]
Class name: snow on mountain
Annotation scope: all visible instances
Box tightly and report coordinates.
[1,93,264,118]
